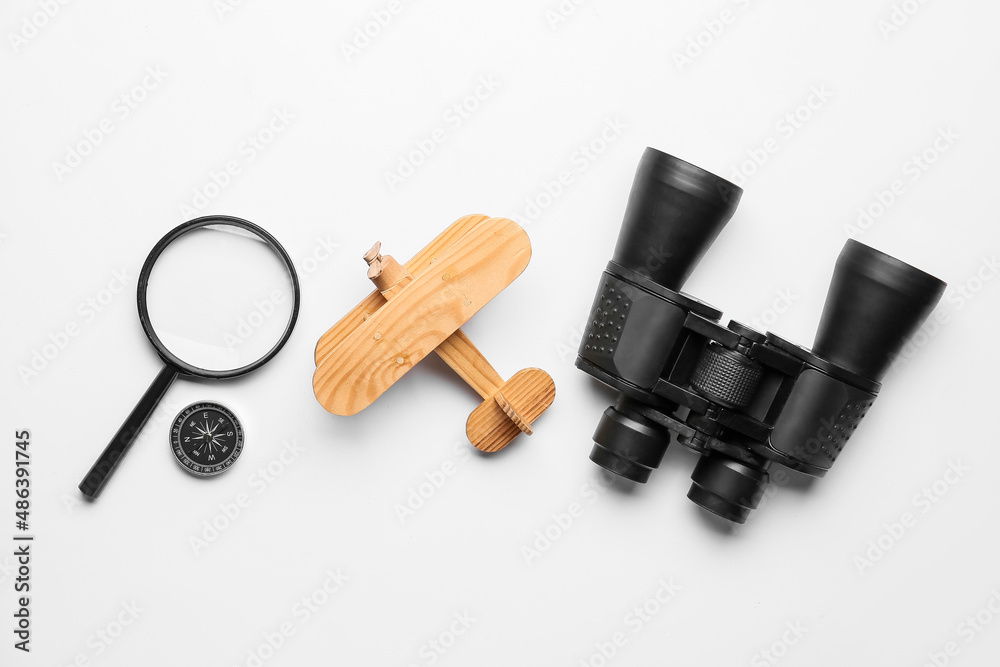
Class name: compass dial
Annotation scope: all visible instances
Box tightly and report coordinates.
[170,402,244,477]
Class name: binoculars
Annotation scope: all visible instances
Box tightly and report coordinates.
[576,148,946,523]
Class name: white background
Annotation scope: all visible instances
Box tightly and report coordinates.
[3,1,999,665]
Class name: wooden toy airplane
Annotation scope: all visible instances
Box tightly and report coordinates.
[313,214,555,452]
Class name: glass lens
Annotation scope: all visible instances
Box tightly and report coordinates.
[145,224,296,372]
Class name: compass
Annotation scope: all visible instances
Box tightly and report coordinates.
[169,402,244,477]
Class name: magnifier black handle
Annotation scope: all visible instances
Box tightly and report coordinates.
[79,365,178,499]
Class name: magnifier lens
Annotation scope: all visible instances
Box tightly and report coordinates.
[145,225,296,372]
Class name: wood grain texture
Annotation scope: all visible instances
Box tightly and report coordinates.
[313,217,531,415]
[362,247,504,400]
[433,330,504,400]
[312,213,490,366]
[466,368,556,452]
[359,237,549,452]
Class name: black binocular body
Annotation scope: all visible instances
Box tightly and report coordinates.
[576,148,946,523]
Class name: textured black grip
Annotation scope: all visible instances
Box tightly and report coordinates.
[690,343,763,409]
[578,272,687,389]
[768,368,876,471]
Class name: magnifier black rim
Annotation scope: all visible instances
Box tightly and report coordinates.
[137,215,301,379]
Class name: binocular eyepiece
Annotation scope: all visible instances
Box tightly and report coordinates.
[576,148,946,523]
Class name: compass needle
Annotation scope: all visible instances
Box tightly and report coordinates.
[170,402,244,477]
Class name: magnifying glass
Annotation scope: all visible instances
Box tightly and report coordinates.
[79,215,300,499]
